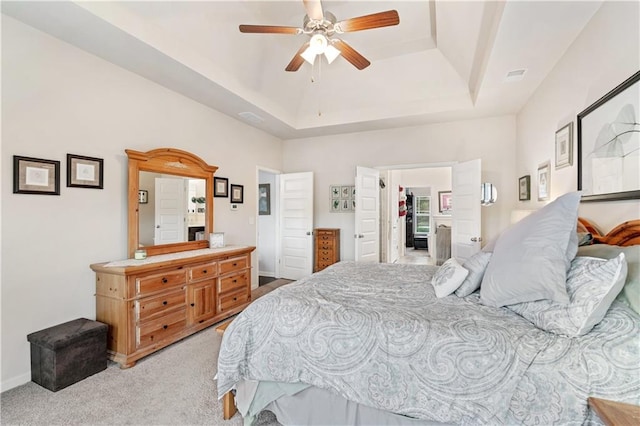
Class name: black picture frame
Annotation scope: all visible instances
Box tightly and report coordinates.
[258,183,271,215]
[67,154,104,189]
[518,175,531,201]
[231,184,244,204]
[13,155,61,195]
[577,70,640,202]
[214,176,229,197]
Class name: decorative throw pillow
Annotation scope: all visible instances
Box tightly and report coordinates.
[480,191,581,307]
[508,253,628,337]
[431,257,469,298]
[455,251,492,297]
[577,245,640,315]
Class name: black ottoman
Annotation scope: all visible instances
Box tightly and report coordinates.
[27,318,108,391]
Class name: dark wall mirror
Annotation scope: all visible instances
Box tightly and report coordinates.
[126,148,217,258]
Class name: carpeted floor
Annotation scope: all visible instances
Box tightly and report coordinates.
[0,281,293,425]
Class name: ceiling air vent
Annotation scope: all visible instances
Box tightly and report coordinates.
[238,111,264,124]
[505,69,527,82]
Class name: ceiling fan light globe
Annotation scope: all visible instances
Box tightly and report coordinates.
[309,33,328,54]
[300,47,317,65]
[324,45,340,64]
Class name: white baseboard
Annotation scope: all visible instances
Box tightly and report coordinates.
[259,270,275,277]
[1,372,31,392]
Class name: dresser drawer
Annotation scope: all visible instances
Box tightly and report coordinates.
[135,270,186,296]
[317,249,334,258]
[218,288,250,314]
[135,289,186,322]
[136,308,187,348]
[219,272,248,294]
[189,262,218,282]
[219,256,248,275]
[316,230,335,237]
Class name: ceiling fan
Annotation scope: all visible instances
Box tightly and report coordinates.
[239,0,400,72]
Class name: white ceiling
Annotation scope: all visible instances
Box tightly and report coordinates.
[2,0,603,140]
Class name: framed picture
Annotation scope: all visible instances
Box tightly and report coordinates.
[555,123,573,169]
[330,185,340,199]
[214,176,229,197]
[578,71,640,202]
[518,175,531,201]
[209,232,225,248]
[341,186,351,199]
[258,183,270,215]
[138,190,148,204]
[438,191,452,214]
[67,154,104,189]
[13,156,60,195]
[537,161,550,201]
[331,199,341,212]
[230,184,244,203]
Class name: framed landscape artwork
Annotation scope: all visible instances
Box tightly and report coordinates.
[519,175,531,201]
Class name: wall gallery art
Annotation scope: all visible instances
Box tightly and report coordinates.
[330,185,355,212]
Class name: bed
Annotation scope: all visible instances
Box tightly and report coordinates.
[217,198,640,425]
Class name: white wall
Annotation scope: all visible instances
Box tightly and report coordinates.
[282,115,516,260]
[1,16,282,390]
[516,1,640,231]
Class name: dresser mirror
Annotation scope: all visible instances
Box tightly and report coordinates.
[126,148,218,257]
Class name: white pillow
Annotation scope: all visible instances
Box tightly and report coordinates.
[480,191,581,307]
[508,253,628,337]
[431,257,469,298]
[455,251,492,297]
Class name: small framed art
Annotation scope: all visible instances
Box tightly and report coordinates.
[537,161,550,201]
[13,156,61,195]
[138,190,148,204]
[214,177,229,197]
[67,154,104,189]
[518,175,531,201]
[230,184,244,203]
[438,191,452,214]
[555,123,573,169]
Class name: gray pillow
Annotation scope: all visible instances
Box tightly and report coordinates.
[455,251,492,297]
[480,191,581,307]
[577,244,640,315]
[508,254,628,337]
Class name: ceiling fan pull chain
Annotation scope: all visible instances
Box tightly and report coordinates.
[317,59,322,116]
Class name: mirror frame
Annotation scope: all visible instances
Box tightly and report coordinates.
[126,148,218,258]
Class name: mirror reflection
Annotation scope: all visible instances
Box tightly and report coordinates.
[138,171,207,247]
[481,182,498,206]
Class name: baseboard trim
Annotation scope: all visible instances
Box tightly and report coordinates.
[259,270,275,277]
[1,372,31,392]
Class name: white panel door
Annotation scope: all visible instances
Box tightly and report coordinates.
[452,159,481,262]
[279,172,314,280]
[355,166,380,263]
[154,177,186,245]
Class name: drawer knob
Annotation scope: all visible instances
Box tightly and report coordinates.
[203,269,207,274]
[190,303,195,307]
[163,325,168,330]
[232,263,237,267]
[233,297,237,301]
[163,301,168,305]
[162,278,168,284]
[232,279,237,283]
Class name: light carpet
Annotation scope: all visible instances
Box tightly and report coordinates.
[0,324,279,425]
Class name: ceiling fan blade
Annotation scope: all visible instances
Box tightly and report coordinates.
[303,0,324,21]
[332,39,370,70]
[285,42,310,72]
[239,24,301,35]
[336,10,400,33]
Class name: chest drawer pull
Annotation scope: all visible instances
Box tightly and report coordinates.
[203,269,208,274]
[162,301,167,305]
[190,303,195,307]
[163,325,168,329]
[162,278,168,284]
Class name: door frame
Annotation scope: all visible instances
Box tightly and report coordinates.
[376,162,455,263]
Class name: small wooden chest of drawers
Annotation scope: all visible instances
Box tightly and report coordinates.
[314,228,340,272]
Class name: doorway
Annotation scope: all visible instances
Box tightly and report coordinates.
[257,169,279,286]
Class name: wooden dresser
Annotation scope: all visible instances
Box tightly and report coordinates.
[314,228,340,272]
[90,246,255,368]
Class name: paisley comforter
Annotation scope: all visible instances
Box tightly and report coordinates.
[217,261,640,424]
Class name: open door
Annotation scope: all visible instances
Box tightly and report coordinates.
[154,177,186,245]
[279,172,314,279]
[355,166,380,262]
[452,159,481,262]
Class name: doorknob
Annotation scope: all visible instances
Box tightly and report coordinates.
[156,225,160,228]
[306,231,313,235]
[470,237,483,242]
[355,234,364,239]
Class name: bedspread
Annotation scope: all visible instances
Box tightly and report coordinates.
[217,261,640,424]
